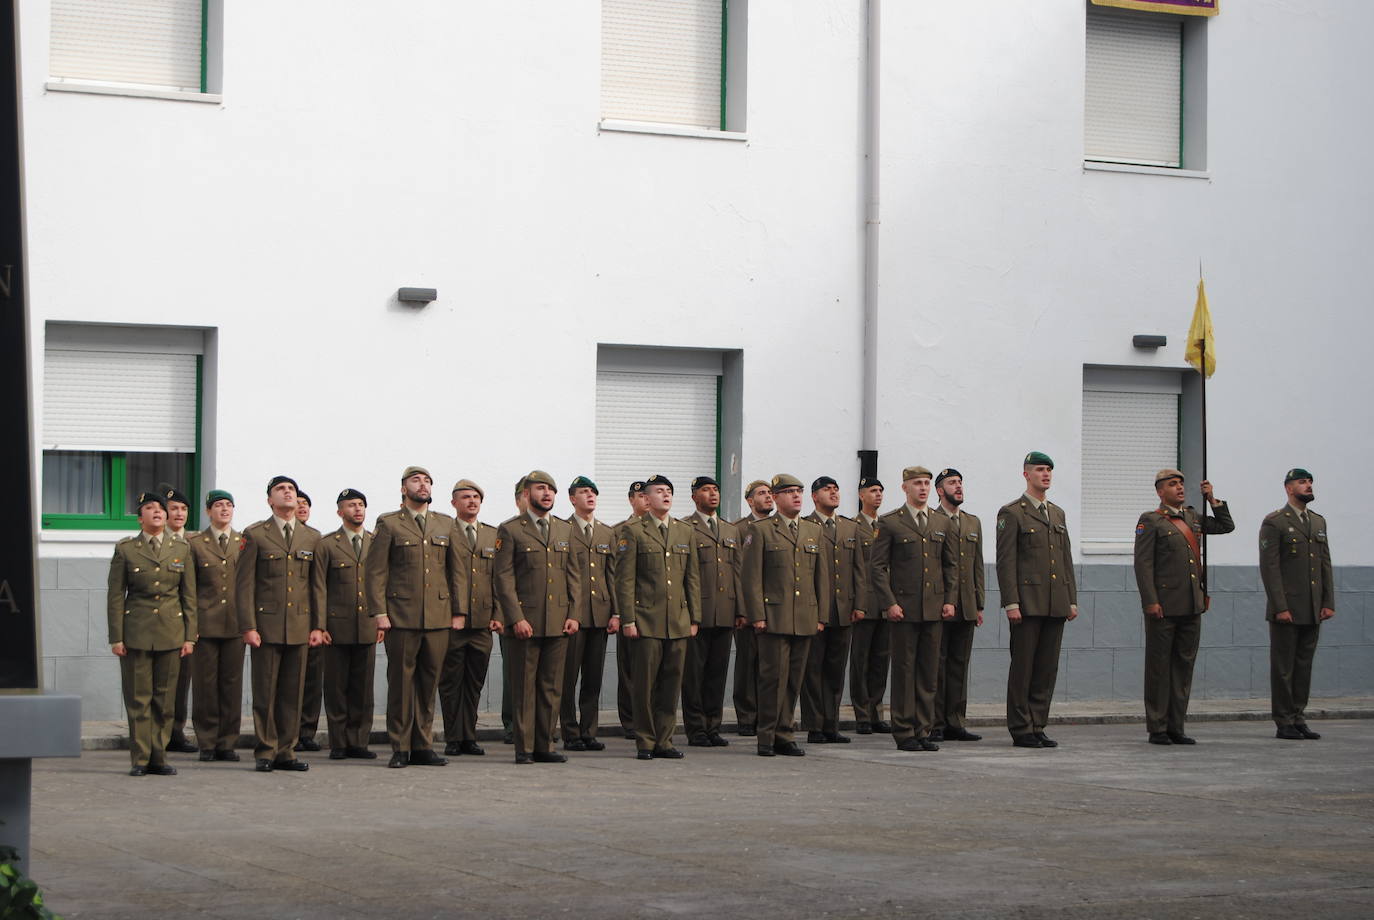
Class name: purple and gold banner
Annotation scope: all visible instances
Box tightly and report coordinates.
[1090,0,1218,16]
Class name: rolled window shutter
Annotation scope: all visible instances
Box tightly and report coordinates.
[1081,390,1178,542]
[43,349,197,453]
[601,0,722,128]
[595,370,718,504]
[50,0,204,91]
[1085,6,1182,167]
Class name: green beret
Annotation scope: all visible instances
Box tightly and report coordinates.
[523,470,557,490]
[770,473,804,492]
[204,489,234,509]
[568,475,598,495]
[1284,468,1313,483]
[401,465,433,483]
[1023,451,1054,469]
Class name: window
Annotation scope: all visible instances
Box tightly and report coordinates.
[1085,2,1207,169]
[41,325,203,530]
[1081,368,1181,550]
[600,0,747,134]
[48,0,220,98]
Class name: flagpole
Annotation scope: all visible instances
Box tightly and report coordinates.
[1198,274,1209,602]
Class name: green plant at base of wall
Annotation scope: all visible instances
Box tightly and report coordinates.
[0,834,61,920]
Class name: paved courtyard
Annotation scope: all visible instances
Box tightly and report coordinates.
[28,719,1374,919]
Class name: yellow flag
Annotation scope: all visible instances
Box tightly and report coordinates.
[1184,278,1215,378]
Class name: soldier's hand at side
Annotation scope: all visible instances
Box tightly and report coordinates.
[752,619,766,633]
[308,629,325,648]
[514,620,533,639]
[941,604,955,620]
[374,629,385,644]
[975,611,984,627]
[608,615,620,635]
[1068,604,1079,621]
[1319,607,1335,621]
[734,616,747,629]
[690,624,699,637]
[1144,603,1164,619]
[850,609,864,624]
[563,618,579,635]
[1006,608,1022,625]
[452,615,466,631]
[623,623,640,639]
[243,629,262,648]
[1276,610,1294,623]
[181,642,195,657]
[111,642,127,657]
[886,604,904,622]
[321,630,334,646]
[376,615,392,632]
[489,619,503,635]
[817,622,825,633]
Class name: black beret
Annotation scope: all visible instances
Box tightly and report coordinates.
[336,488,367,506]
[135,490,167,511]
[859,476,884,490]
[935,468,961,487]
[691,476,719,491]
[628,481,647,496]
[158,483,189,506]
[810,476,838,492]
[267,475,299,495]
[296,491,311,506]
[645,474,674,493]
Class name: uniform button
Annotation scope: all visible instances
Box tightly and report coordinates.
[1051,574,1056,579]
[220,599,226,604]
[795,590,800,596]
[667,580,672,586]
[288,602,293,607]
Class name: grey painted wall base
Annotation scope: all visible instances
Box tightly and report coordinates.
[0,692,82,865]
[38,560,1374,722]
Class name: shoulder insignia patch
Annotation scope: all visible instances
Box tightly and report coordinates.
[617,537,629,553]
[1260,538,1269,549]
[997,518,1006,531]
[743,532,753,547]
[494,538,502,551]
[1135,523,1146,536]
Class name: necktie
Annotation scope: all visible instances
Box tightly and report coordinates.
[709,517,719,539]
[150,535,160,552]
[282,523,292,547]
[659,521,669,543]
[1299,511,1308,527]
[219,533,228,551]
[353,534,363,558]
[917,511,927,529]
[788,519,798,540]
[583,522,592,540]
[466,524,477,549]
[415,513,425,531]
[824,518,836,539]
[538,518,549,543]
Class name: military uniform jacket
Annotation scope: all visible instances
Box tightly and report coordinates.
[107,532,197,650]
[236,518,321,642]
[494,513,585,636]
[1259,506,1334,624]
[451,518,500,627]
[189,527,242,639]
[936,508,986,619]
[613,514,702,639]
[365,509,462,630]
[741,514,830,636]
[804,512,869,627]
[682,511,742,629]
[567,515,619,628]
[312,527,375,644]
[870,507,957,622]
[995,496,1077,618]
[1134,502,1235,616]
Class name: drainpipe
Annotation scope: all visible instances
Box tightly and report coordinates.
[858,0,880,492]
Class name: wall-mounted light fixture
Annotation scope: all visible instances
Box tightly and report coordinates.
[397,287,437,305]
[1132,334,1166,349]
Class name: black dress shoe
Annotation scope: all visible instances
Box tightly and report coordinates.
[623,728,638,741]
[928,729,945,743]
[444,741,463,756]
[823,732,851,744]
[636,750,654,760]
[388,751,409,768]
[1168,732,1197,745]
[198,749,215,762]
[129,765,148,776]
[774,741,805,756]
[944,728,982,742]
[255,758,274,772]
[409,749,448,766]
[1275,725,1304,740]
[872,720,892,733]
[147,762,178,776]
[918,738,940,751]
[515,752,534,764]
[738,725,757,737]
[459,741,485,756]
[807,730,828,744]
[651,747,684,759]
[756,746,776,757]
[1148,732,1173,745]
[165,735,197,754]
[533,751,567,763]
[1034,732,1058,748]
[896,738,921,752]
[272,758,309,772]
[582,737,605,751]
[1295,724,1321,740]
[214,749,241,762]
[688,735,713,747]
[707,733,730,747]
[855,721,873,735]
[294,737,321,752]
[329,749,347,760]
[564,738,588,752]
[346,747,378,759]
[1012,734,1043,749]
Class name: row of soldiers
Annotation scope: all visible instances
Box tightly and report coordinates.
[106,455,1335,774]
